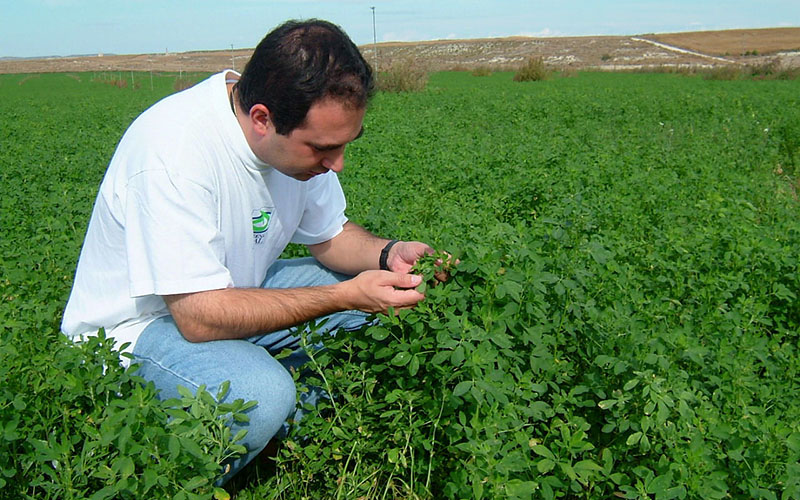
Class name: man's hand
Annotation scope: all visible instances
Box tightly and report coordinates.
[389,242,458,285]
[386,241,434,274]
[341,270,425,314]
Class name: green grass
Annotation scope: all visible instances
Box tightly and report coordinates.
[2,70,799,499]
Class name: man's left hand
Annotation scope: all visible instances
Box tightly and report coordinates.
[386,241,434,274]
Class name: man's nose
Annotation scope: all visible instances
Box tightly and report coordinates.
[321,148,345,173]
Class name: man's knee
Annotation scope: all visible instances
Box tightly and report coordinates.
[230,359,297,449]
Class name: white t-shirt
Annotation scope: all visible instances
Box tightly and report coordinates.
[62,71,348,362]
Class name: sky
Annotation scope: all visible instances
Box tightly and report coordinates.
[1,0,799,58]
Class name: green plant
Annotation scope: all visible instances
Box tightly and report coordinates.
[0,328,252,499]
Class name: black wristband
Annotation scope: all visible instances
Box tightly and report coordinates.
[379,239,399,271]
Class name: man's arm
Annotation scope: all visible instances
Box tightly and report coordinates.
[164,222,434,343]
[309,221,433,275]
[164,270,423,343]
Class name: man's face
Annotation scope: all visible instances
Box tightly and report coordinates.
[256,99,366,181]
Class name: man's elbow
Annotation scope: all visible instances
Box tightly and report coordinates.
[163,293,218,342]
[173,317,215,343]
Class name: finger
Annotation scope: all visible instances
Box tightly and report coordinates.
[389,287,425,305]
[386,272,423,289]
[379,286,425,311]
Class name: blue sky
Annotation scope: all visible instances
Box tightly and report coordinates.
[2,0,798,58]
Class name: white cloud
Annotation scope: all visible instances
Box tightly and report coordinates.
[515,28,562,38]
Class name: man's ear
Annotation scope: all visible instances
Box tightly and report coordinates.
[250,104,272,136]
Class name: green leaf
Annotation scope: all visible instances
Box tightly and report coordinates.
[626,432,643,446]
[431,350,450,365]
[213,487,232,500]
[370,327,391,341]
[532,445,555,461]
[559,462,577,480]
[116,456,135,479]
[390,351,411,367]
[506,480,538,497]
[233,429,248,443]
[168,435,180,461]
[623,379,639,391]
[594,354,615,367]
[88,486,118,500]
[453,381,472,397]
[537,458,556,473]
[374,347,394,359]
[574,460,603,473]
[450,345,465,365]
[787,432,800,453]
[184,475,208,491]
[143,469,158,492]
[272,348,293,360]
[217,380,231,400]
[598,399,616,410]
[646,473,673,495]
[177,385,194,399]
[180,437,204,458]
[409,355,420,376]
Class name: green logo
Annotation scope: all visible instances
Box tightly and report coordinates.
[252,209,272,234]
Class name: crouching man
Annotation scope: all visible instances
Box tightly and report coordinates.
[63,19,437,482]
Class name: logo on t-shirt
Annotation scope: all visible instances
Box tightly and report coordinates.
[252,208,273,244]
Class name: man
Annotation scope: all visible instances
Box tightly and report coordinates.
[62,19,436,482]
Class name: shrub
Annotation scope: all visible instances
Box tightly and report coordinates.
[703,65,742,80]
[701,60,799,81]
[471,66,492,77]
[513,56,549,82]
[776,66,800,80]
[747,58,781,78]
[377,58,429,93]
[746,58,800,80]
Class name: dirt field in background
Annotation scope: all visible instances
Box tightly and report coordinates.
[648,27,800,56]
[2,27,798,75]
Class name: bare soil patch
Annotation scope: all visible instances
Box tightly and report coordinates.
[0,50,254,75]
[646,27,800,56]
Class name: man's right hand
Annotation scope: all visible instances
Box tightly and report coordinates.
[164,270,425,343]
[340,270,425,314]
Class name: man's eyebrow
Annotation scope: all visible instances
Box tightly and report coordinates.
[310,127,364,151]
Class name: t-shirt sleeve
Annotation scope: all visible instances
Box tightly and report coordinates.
[291,172,348,245]
[125,169,233,297]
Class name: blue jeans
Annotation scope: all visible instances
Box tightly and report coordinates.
[131,257,369,484]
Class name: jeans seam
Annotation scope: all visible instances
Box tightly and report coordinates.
[133,353,204,394]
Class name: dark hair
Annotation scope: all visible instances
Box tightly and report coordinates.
[236,19,375,135]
